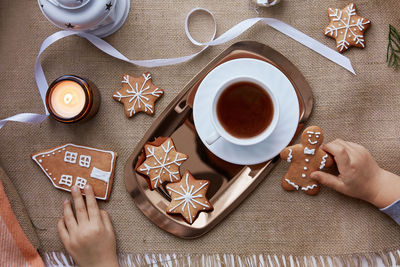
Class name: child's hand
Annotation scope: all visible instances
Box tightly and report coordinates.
[57,185,118,267]
[310,139,400,208]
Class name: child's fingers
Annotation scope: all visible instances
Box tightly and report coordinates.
[310,171,344,192]
[63,199,77,231]
[84,185,100,221]
[322,140,351,168]
[57,218,70,245]
[71,186,89,224]
[100,210,114,233]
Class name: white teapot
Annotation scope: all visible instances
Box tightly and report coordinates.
[38,0,130,37]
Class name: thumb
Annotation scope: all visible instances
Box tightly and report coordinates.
[311,171,344,192]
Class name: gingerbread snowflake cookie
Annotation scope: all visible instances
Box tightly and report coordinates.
[136,137,188,190]
[113,72,164,118]
[166,171,213,224]
[324,3,371,53]
[280,126,333,195]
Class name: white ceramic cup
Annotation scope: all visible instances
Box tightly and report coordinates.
[205,76,279,146]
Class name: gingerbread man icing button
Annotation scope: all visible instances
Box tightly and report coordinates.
[280,126,334,195]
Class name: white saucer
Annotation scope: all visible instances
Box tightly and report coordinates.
[193,58,300,165]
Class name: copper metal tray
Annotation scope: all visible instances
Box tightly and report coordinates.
[124,41,313,239]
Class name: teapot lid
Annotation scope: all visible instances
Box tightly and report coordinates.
[39,0,117,31]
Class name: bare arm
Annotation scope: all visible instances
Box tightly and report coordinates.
[311,139,400,208]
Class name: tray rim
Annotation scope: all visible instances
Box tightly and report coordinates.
[124,41,313,239]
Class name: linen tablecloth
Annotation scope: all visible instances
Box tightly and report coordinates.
[1,0,400,265]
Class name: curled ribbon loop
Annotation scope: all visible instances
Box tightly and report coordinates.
[0,8,355,130]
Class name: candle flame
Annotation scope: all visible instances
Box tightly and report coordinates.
[64,93,73,104]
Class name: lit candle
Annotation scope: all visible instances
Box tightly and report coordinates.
[46,75,100,123]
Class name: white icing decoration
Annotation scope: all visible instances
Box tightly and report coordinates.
[139,140,187,188]
[39,159,42,163]
[325,4,370,51]
[166,173,210,224]
[79,155,91,168]
[284,178,299,190]
[306,131,314,134]
[64,151,77,164]
[60,175,73,187]
[287,148,293,162]
[113,73,163,116]
[308,139,318,145]
[320,154,328,169]
[75,177,87,189]
[303,167,307,170]
[90,167,111,183]
[302,174,306,178]
[304,147,315,155]
[285,178,318,191]
[301,184,318,191]
[305,159,309,162]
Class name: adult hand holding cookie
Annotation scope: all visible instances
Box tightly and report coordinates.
[311,139,400,209]
[57,185,118,267]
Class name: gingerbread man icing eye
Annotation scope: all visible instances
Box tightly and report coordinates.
[315,135,320,138]
[308,134,312,138]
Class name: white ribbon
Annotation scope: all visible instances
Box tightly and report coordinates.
[0,8,355,130]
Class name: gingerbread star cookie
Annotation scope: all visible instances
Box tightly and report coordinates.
[324,3,371,53]
[166,171,213,224]
[136,137,188,190]
[113,72,164,118]
[280,126,334,196]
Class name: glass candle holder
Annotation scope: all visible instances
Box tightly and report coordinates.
[46,75,100,123]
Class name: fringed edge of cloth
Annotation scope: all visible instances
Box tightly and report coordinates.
[43,250,400,267]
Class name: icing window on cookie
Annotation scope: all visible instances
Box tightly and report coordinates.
[75,177,87,189]
[79,155,91,168]
[60,175,73,187]
[64,151,78,164]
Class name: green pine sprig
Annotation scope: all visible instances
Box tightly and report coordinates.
[387,24,400,69]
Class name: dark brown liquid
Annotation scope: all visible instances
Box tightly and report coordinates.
[216,82,274,138]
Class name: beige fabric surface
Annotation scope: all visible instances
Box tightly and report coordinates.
[1,0,400,257]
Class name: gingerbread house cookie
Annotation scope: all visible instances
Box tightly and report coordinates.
[31,144,117,200]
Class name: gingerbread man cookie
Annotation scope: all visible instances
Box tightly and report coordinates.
[113,72,164,118]
[324,3,371,53]
[280,126,333,195]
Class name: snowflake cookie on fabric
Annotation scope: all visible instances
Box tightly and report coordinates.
[324,3,370,53]
[136,137,188,190]
[166,170,213,224]
[280,126,334,196]
[113,73,164,118]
